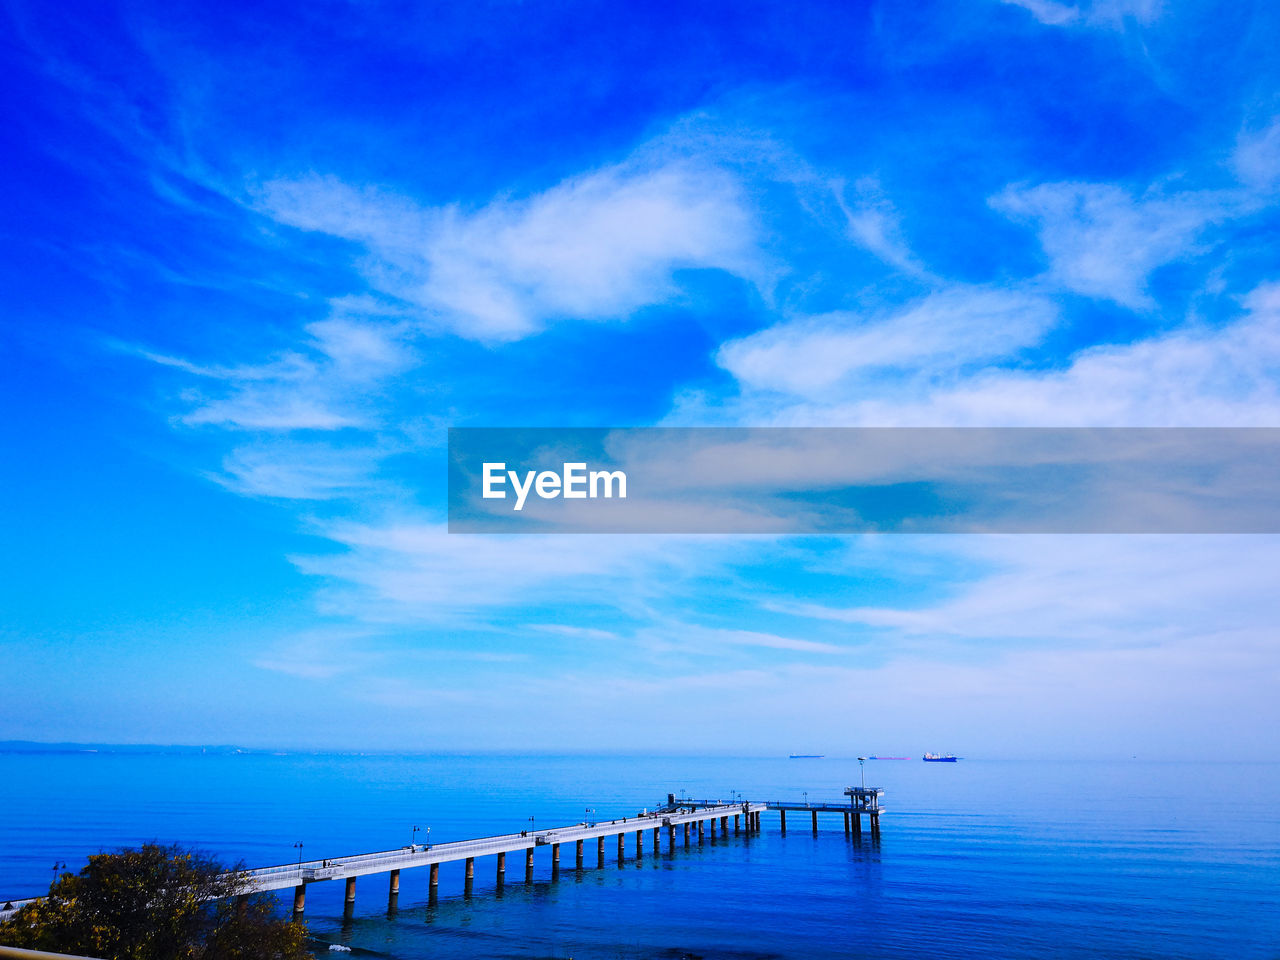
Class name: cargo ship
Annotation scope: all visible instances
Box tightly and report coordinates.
[788,754,824,759]
[922,752,957,762]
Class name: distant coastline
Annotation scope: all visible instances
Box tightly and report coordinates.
[0,741,275,756]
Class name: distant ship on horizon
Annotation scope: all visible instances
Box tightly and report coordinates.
[923,752,958,762]
[788,754,824,759]
[868,755,911,760]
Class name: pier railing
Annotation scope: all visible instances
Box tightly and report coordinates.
[240,804,763,893]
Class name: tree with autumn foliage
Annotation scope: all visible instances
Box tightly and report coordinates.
[0,843,311,960]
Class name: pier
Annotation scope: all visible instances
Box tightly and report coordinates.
[0,787,885,922]
[765,787,885,839]
[253,800,767,918]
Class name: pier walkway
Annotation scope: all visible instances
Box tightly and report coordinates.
[254,801,766,914]
[1,788,885,921]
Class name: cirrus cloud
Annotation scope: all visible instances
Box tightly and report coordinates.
[255,157,764,342]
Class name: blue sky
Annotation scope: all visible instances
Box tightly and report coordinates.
[3,0,1280,756]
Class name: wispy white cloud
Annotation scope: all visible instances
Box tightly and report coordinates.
[181,389,364,431]
[987,123,1280,311]
[1000,0,1163,29]
[251,633,528,681]
[716,286,1058,399]
[256,157,762,342]
[291,521,738,622]
[990,180,1232,309]
[1234,117,1280,192]
[249,628,386,680]
[142,309,414,431]
[835,177,934,279]
[529,624,626,643]
[779,535,1280,646]
[700,282,1280,427]
[873,282,1280,426]
[637,622,848,656]
[697,129,1280,427]
[214,441,388,500]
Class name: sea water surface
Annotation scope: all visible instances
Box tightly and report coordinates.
[0,752,1277,959]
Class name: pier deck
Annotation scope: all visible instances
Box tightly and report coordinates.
[244,802,763,894]
[2,789,885,921]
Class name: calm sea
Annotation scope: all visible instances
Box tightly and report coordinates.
[0,753,1276,959]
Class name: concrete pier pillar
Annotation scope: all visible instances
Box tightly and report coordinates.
[853,811,862,838]
[343,877,356,920]
[387,875,399,916]
[464,856,475,895]
[844,811,850,835]
[551,843,560,880]
[652,826,660,853]
[683,821,690,846]
[496,851,505,883]
[525,847,534,884]
[697,819,705,840]
[236,894,248,918]
[292,883,306,919]
[780,810,787,833]
[617,832,625,864]
[871,813,881,841]
[636,830,644,857]
[597,835,605,868]
[575,839,584,870]
[429,862,440,893]
[734,814,740,834]
[718,815,726,836]
[812,810,819,834]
